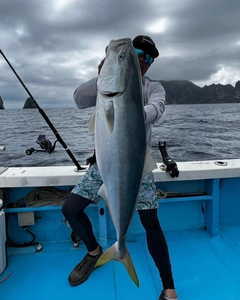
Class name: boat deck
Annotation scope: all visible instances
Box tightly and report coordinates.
[1,226,240,300]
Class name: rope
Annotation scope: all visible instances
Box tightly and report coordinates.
[156,189,183,199]
[17,187,200,206]
[156,189,168,199]
[156,189,205,199]
[24,187,71,207]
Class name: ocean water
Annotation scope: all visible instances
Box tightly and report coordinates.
[1,103,240,168]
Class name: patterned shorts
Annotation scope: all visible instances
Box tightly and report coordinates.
[72,163,159,210]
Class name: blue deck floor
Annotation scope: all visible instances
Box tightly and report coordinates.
[1,226,240,300]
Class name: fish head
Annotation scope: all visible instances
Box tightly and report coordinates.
[97,38,141,97]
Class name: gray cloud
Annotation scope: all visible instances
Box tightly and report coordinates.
[1,0,240,108]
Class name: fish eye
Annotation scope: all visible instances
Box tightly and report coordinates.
[118,53,126,61]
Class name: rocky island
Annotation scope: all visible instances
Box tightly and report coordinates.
[23,97,38,109]
[0,96,4,109]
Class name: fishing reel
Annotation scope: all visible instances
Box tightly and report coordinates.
[36,134,55,152]
[26,134,58,155]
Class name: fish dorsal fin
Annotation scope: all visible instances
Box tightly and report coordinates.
[98,184,109,204]
[104,101,114,133]
[142,148,157,177]
[88,112,96,133]
[98,184,117,228]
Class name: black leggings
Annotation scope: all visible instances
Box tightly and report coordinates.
[62,193,175,289]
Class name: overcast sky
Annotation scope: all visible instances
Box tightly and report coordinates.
[0,0,240,109]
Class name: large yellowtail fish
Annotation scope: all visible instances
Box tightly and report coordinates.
[90,38,157,287]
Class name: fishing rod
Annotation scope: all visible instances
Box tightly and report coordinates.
[0,49,84,171]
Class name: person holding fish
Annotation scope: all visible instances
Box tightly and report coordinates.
[62,35,178,300]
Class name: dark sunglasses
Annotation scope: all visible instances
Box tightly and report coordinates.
[135,48,154,65]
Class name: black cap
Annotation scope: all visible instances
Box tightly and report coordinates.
[133,35,159,58]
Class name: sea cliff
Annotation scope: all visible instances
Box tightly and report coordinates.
[158,80,240,105]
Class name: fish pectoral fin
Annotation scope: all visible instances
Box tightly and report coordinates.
[142,148,157,176]
[88,112,96,133]
[104,102,114,133]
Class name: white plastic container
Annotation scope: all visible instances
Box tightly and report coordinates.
[0,199,7,274]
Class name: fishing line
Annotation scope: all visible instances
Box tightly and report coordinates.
[0,49,84,171]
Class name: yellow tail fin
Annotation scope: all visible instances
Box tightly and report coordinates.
[96,243,139,287]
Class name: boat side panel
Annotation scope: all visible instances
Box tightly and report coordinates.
[219,177,240,226]
[3,176,240,247]
[6,206,102,246]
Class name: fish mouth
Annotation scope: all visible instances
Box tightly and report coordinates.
[99,91,122,98]
[105,92,119,97]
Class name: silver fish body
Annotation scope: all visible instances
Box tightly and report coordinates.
[94,38,156,287]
